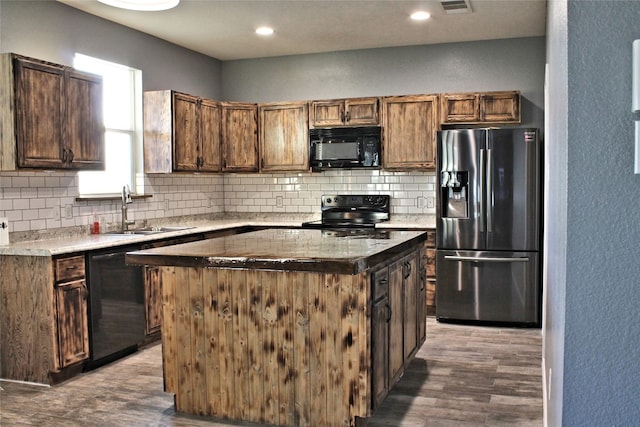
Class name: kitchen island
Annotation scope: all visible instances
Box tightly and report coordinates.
[127,228,428,427]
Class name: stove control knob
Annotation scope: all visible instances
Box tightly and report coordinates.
[326,198,332,204]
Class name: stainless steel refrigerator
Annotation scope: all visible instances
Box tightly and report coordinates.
[436,128,541,326]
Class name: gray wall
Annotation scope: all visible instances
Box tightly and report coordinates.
[221,38,545,130]
[0,0,221,97]
[546,0,640,425]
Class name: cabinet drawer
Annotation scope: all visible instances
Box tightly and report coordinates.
[372,268,389,301]
[55,255,85,282]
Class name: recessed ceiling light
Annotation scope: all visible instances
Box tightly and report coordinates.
[97,0,179,11]
[410,11,432,21]
[256,26,275,36]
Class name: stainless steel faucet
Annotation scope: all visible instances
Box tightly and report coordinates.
[121,185,135,232]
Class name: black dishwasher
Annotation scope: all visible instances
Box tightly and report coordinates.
[85,244,145,369]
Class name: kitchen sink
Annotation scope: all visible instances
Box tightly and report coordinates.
[105,226,195,236]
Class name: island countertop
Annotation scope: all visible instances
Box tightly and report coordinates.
[126,228,428,274]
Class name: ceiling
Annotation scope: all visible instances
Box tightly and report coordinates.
[58,0,547,61]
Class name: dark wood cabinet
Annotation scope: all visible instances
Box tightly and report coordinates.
[421,230,437,316]
[372,247,423,408]
[53,255,89,369]
[221,102,259,172]
[441,90,521,124]
[371,268,390,410]
[382,94,439,170]
[310,97,379,127]
[1,53,104,171]
[144,90,222,173]
[259,101,309,172]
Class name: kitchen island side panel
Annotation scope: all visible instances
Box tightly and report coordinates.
[160,265,370,426]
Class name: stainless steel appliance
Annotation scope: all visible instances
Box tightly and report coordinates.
[436,128,541,326]
[301,194,390,231]
[85,244,146,369]
[309,127,381,171]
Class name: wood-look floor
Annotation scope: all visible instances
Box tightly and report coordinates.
[0,317,542,426]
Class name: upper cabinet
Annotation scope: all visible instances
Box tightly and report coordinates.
[440,90,521,124]
[382,94,439,170]
[310,97,380,127]
[0,53,104,171]
[259,101,309,172]
[144,90,222,173]
[221,102,259,172]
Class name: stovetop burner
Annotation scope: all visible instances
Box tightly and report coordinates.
[301,194,390,229]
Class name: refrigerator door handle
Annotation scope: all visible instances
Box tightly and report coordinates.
[479,148,486,232]
[444,255,530,263]
[486,148,493,233]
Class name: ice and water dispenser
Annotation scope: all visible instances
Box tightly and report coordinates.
[440,171,468,218]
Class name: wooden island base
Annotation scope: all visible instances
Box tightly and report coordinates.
[126,229,429,427]
[160,266,371,426]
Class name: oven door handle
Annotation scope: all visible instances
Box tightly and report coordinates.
[91,252,126,261]
[444,255,530,263]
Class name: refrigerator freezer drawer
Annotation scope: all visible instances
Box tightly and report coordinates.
[435,250,540,325]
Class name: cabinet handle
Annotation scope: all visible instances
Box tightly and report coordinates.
[385,303,392,322]
[378,278,388,286]
[62,148,68,163]
[68,149,74,163]
[340,109,345,123]
[345,110,350,123]
[403,262,412,279]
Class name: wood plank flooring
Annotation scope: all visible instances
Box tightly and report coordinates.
[0,317,542,426]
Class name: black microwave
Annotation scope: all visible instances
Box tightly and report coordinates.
[309,126,381,171]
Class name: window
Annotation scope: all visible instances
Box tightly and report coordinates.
[73,54,142,196]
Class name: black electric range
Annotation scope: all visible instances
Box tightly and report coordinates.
[301,194,390,236]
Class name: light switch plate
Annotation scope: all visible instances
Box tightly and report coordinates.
[0,217,9,246]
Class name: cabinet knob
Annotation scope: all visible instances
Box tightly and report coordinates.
[345,111,351,123]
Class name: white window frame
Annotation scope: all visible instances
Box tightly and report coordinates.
[73,53,144,197]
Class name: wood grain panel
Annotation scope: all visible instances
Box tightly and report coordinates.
[160,266,177,393]
[160,267,374,426]
[0,255,55,383]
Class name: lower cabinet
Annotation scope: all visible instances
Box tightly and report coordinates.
[54,255,90,369]
[371,247,424,410]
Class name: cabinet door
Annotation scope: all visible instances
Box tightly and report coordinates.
[310,99,344,127]
[403,253,419,361]
[173,92,200,171]
[440,93,480,123]
[14,57,66,168]
[344,97,379,125]
[55,279,89,368]
[199,98,222,172]
[382,95,438,170]
[222,102,258,172]
[371,295,389,409]
[388,259,404,383]
[259,102,309,172]
[144,266,162,335]
[65,69,104,170]
[480,91,521,123]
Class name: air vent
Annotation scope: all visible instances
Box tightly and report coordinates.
[440,0,472,14]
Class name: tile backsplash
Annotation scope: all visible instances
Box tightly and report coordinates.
[0,169,436,234]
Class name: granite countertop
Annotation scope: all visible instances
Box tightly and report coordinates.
[127,228,428,275]
[0,215,435,257]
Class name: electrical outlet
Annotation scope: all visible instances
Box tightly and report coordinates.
[65,204,73,219]
[276,196,283,208]
[426,197,435,209]
[164,200,169,211]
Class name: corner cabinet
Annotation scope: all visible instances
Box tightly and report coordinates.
[310,97,380,127]
[221,102,259,172]
[259,101,309,172]
[1,53,104,171]
[0,253,89,384]
[440,90,521,124]
[144,90,222,173]
[382,94,439,170]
